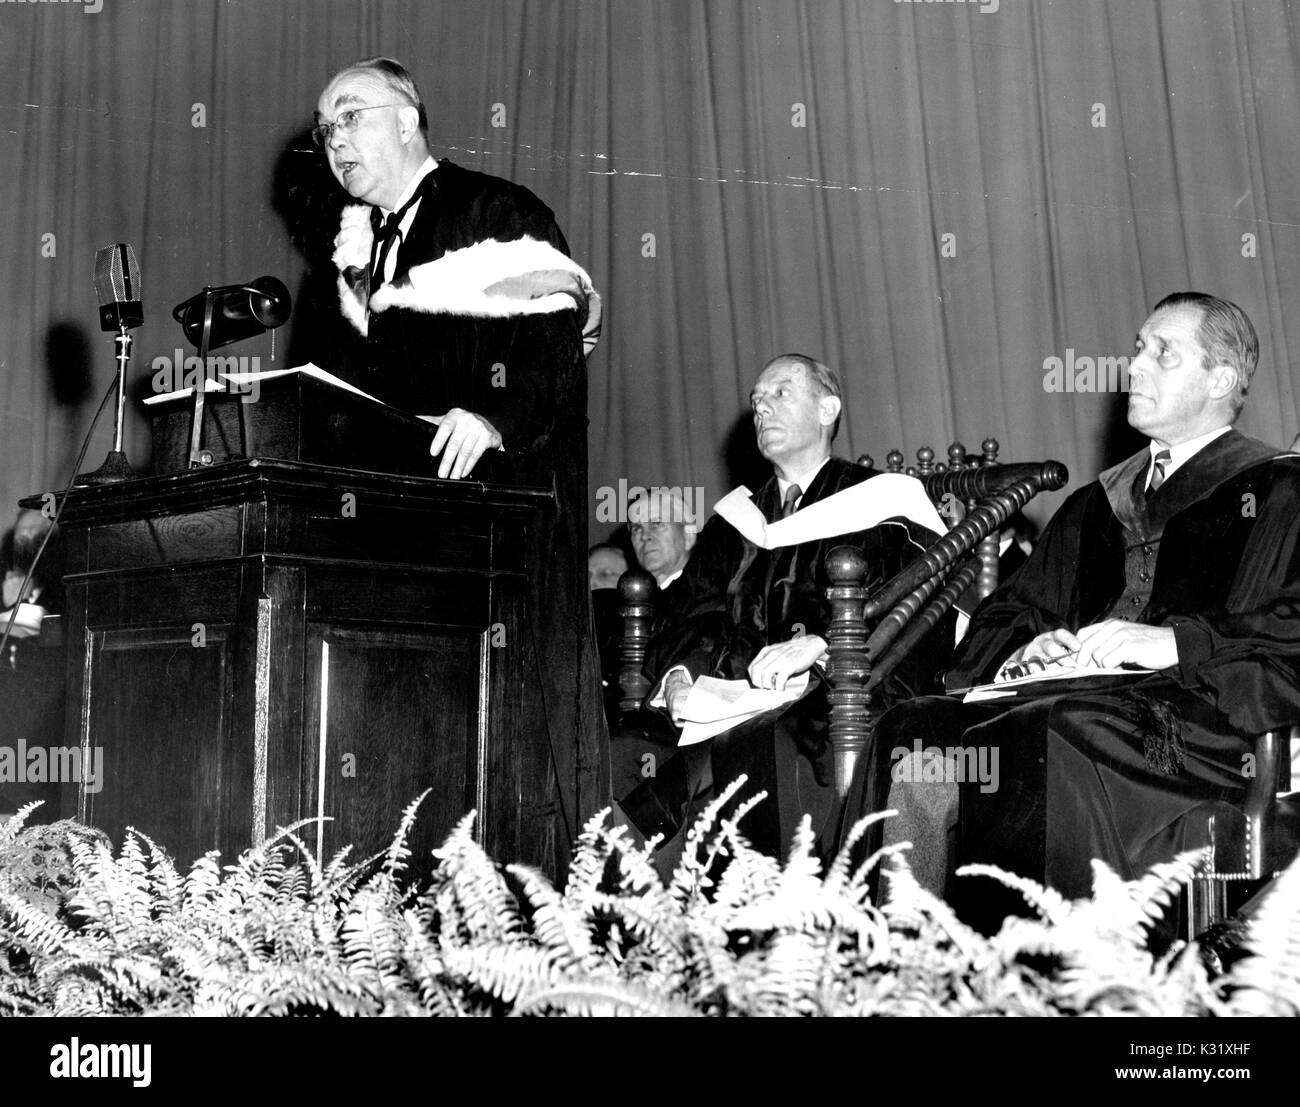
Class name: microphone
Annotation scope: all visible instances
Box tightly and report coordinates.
[93,243,143,332]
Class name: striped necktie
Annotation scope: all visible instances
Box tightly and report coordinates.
[1145,449,1171,500]
[781,484,802,518]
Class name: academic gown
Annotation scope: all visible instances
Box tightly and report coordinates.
[640,457,952,857]
[862,430,1300,926]
[328,160,607,878]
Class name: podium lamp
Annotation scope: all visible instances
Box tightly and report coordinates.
[171,276,291,467]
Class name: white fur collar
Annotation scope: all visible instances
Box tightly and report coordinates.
[334,203,601,354]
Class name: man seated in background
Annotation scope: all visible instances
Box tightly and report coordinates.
[1,509,63,629]
[623,354,952,859]
[628,487,696,591]
[606,487,701,836]
[0,508,67,822]
[588,543,629,591]
[861,292,1300,931]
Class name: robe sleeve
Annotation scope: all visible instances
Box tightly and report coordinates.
[864,519,958,703]
[474,310,581,455]
[455,181,581,455]
[642,512,744,686]
[1164,461,1300,734]
[945,489,1094,687]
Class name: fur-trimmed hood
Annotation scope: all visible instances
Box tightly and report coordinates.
[334,203,601,355]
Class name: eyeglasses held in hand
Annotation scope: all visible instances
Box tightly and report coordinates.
[312,103,403,147]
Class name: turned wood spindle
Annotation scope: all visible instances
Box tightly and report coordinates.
[617,569,657,713]
[975,438,1003,599]
[824,545,873,801]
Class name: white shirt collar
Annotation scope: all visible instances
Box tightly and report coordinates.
[380,156,437,219]
[658,568,684,589]
[776,456,830,510]
[1148,425,1232,484]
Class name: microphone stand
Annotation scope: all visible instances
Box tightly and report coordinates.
[187,286,217,467]
[78,322,138,484]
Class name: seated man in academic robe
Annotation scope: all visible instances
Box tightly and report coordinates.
[624,354,953,859]
[859,292,1300,930]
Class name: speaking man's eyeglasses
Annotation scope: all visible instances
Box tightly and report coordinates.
[312,103,402,147]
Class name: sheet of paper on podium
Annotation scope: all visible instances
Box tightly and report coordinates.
[143,362,414,412]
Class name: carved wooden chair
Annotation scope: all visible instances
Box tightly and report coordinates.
[1188,727,1298,935]
[822,449,1069,801]
[860,437,1011,606]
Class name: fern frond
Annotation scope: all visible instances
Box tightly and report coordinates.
[440,941,575,1005]
[431,812,522,943]
[955,862,1072,925]
[1116,851,1200,928]
[585,892,688,969]
[379,789,431,885]
[881,855,984,962]
[512,980,698,1017]
[0,891,78,957]
[340,887,410,995]
[739,930,829,1016]
[239,964,381,1017]
[0,801,44,848]
[824,809,896,892]
[1225,854,1300,1015]
[507,863,593,963]
[182,851,224,911]
[132,829,183,921]
[563,807,618,904]
[262,824,328,894]
[667,776,751,908]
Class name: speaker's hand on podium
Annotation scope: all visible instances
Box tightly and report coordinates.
[421,409,503,480]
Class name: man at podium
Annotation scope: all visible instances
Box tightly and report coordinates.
[312,56,608,850]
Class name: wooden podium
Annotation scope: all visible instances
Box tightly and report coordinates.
[40,456,566,877]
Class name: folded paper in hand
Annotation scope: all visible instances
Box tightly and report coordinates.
[678,673,812,746]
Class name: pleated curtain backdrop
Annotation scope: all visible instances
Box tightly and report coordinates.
[0,0,1297,538]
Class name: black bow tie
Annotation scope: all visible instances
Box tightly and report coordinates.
[373,208,404,244]
[370,174,435,282]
